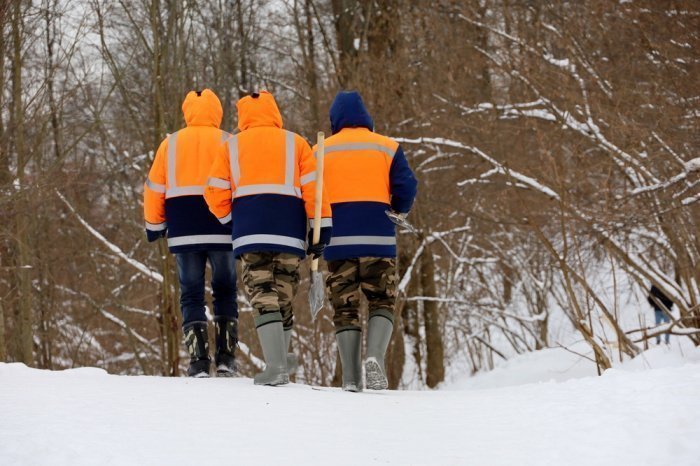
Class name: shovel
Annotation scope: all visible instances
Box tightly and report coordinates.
[385,210,418,234]
[308,131,326,320]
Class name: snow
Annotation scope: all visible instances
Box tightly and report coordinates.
[686,157,700,172]
[56,191,164,283]
[2,344,700,465]
[446,339,700,390]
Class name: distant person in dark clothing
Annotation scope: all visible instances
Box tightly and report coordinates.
[647,285,673,344]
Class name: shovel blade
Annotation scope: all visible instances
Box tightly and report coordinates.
[309,271,325,320]
[385,210,417,234]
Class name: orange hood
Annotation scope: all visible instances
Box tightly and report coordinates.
[236,91,283,131]
[182,89,222,128]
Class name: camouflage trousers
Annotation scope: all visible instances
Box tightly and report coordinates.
[326,257,398,332]
[240,252,300,330]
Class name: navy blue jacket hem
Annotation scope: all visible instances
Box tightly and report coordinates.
[234,243,306,259]
[169,243,233,254]
[324,246,397,261]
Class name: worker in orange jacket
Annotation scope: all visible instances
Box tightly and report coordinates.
[319,91,417,391]
[144,89,237,378]
[205,91,332,386]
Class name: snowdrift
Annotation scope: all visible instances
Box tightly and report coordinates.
[2,347,699,465]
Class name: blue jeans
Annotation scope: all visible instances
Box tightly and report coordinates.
[175,250,238,326]
[654,309,670,344]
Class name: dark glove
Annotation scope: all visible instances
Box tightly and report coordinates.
[307,242,325,260]
[146,228,167,243]
[307,225,332,259]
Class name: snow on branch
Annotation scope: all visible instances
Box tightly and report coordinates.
[55,284,158,355]
[686,157,700,172]
[652,132,688,167]
[681,192,700,206]
[396,137,561,201]
[629,170,691,196]
[406,296,546,323]
[398,241,425,293]
[397,224,476,293]
[433,93,544,117]
[457,14,663,187]
[237,342,264,370]
[56,190,164,283]
[398,137,691,310]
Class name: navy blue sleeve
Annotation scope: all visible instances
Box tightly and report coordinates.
[389,145,418,213]
[146,228,166,243]
[307,226,332,246]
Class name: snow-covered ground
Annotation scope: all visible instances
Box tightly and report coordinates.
[2,344,700,466]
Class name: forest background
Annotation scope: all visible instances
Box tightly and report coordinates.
[1,0,698,388]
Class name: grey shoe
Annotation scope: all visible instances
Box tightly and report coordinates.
[284,328,298,376]
[183,322,211,378]
[253,313,289,386]
[364,311,394,390]
[336,329,363,392]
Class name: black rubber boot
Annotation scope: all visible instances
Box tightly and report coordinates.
[183,322,211,378]
[214,316,238,377]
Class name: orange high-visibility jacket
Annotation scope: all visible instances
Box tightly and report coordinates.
[317,91,417,260]
[204,91,331,257]
[144,89,233,253]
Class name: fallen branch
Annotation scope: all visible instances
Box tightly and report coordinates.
[56,190,163,283]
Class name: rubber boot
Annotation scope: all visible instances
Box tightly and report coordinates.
[336,329,363,392]
[284,329,298,376]
[253,313,289,386]
[214,316,237,377]
[364,311,394,390]
[183,322,211,378]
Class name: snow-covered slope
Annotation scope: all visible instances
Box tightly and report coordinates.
[2,348,699,466]
[445,340,700,391]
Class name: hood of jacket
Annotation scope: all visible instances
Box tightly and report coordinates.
[236,91,283,131]
[329,91,374,135]
[182,89,222,128]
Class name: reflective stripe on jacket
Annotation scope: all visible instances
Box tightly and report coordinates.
[144,89,233,253]
[204,91,331,257]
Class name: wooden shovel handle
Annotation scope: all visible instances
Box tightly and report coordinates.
[311,132,325,272]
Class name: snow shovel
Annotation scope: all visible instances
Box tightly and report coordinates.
[385,210,418,234]
[308,131,326,320]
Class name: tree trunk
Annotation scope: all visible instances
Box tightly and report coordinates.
[330,350,342,387]
[0,5,9,186]
[331,0,359,88]
[535,289,548,350]
[45,2,61,160]
[0,297,6,362]
[151,0,180,376]
[420,244,444,388]
[235,0,249,96]
[386,305,405,389]
[304,0,320,130]
[159,243,181,376]
[12,0,33,366]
